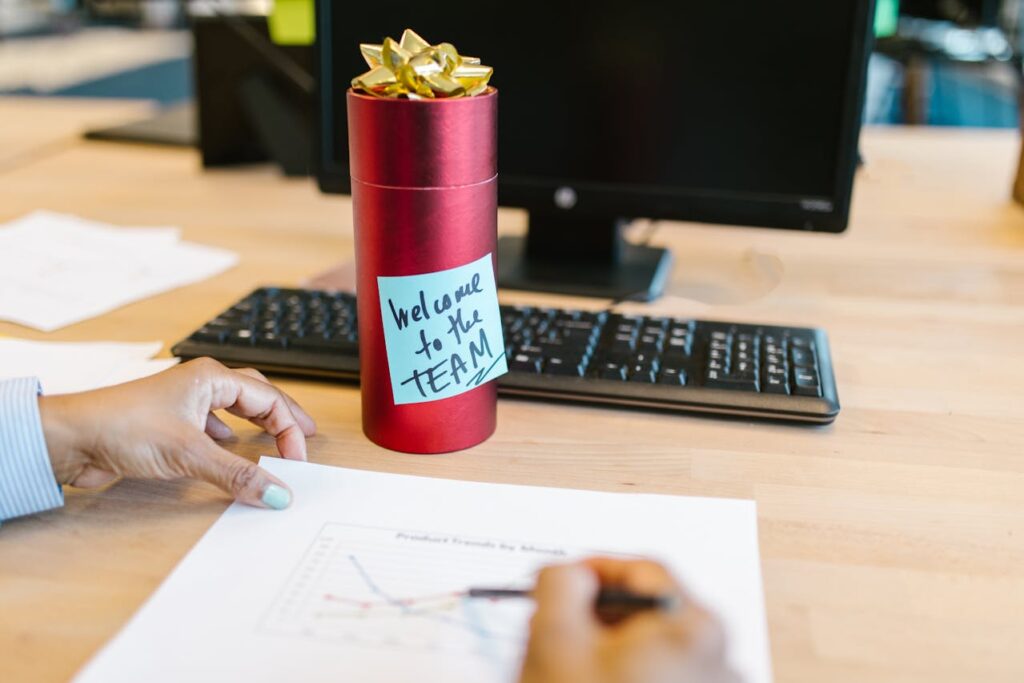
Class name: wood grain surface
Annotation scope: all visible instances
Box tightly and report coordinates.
[0,99,1022,683]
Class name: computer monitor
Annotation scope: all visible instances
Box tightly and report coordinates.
[315,1,874,300]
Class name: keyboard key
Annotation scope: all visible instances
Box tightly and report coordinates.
[510,354,542,373]
[598,350,632,366]
[793,369,821,396]
[708,347,728,362]
[705,375,759,392]
[664,338,691,357]
[791,347,816,368]
[734,360,757,375]
[555,310,582,323]
[557,319,597,333]
[628,361,658,375]
[735,341,755,355]
[562,328,599,345]
[632,352,659,365]
[227,329,255,346]
[661,353,692,368]
[254,332,287,349]
[538,339,570,355]
[191,327,227,344]
[609,336,637,353]
[637,335,663,353]
[613,314,643,327]
[514,344,543,356]
[643,317,669,330]
[629,369,656,383]
[658,368,687,385]
[504,307,531,325]
[597,363,627,381]
[543,357,585,377]
[764,373,789,394]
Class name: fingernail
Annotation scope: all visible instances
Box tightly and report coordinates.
[261,484,291,510]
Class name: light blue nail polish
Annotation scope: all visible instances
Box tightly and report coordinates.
[261,484,291,510]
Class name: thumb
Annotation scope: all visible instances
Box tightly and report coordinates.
[183,437,293,510]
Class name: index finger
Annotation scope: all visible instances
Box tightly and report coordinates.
[583,557,687,599]
[207,368,309,461]
[233,367,316,437]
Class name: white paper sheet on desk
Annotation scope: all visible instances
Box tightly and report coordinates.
[0,211,238,331]
[0,338,177,394]
[75,458,773,683]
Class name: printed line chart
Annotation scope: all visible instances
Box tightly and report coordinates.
[259,523,575,665]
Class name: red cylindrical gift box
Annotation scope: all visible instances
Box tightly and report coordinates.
[348,88,499,453]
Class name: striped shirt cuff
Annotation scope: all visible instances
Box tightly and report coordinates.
[0,377,63,522]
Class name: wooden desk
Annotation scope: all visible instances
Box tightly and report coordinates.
[0,97,153,173]
[1,98,1023,683]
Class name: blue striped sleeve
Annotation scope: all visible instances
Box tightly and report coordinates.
[0,377,63,524]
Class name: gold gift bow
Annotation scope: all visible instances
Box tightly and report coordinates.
[351,28,492,99]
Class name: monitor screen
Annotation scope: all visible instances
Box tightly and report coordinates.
[317,1,873,233]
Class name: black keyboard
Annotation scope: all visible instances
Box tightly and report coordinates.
[171,287,840,424]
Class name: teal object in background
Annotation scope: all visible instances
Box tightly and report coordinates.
[377,254,508,406]
[875,0,900,37]
[268,0,315,46]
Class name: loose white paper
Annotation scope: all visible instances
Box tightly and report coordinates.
[0,211,238,331]
[0,338,177,394]
[76,458,772,683]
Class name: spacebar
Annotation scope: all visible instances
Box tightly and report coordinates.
[703,377,759,392]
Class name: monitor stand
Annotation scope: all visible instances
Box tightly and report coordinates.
[496,213,673,301]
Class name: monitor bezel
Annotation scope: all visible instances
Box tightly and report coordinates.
[314,0,874,234]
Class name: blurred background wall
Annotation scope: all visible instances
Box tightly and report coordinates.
[0,0,1020,128]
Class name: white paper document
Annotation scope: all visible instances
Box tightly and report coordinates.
[0,338,177,394]
[0,211,237,331]
[76,459,772,683]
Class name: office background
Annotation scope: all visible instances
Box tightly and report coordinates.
[1,0,1021,127]
[1,1,1023,682]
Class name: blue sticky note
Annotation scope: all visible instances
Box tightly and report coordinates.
[377,254,508,405]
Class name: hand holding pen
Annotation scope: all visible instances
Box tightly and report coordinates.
[514,557,743,683]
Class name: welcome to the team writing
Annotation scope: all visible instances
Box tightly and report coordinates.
[387,272,503,398]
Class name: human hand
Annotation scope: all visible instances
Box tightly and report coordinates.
[37,357,316,509]
[518,557,740,683]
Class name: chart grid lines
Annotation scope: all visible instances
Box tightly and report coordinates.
[256,522,597,665]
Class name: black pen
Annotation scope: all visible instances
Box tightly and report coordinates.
[467,587,679,615]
